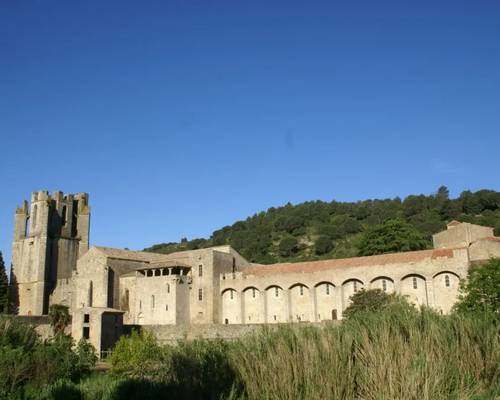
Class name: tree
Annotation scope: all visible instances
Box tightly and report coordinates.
[49,304,71,335]
[0,252,9,314]
[453,258,500,315]
[358,219,429,256]
[278,236,298,257]
[343,289,414,319]
[315,235,333,255]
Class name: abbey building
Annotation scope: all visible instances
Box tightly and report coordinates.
[11,191,500,352]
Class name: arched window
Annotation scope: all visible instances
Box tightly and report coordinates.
[412,277,418,289]
[445,275,450,287]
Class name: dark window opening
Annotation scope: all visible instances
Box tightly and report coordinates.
[198,288,203,301]
[224,318,228,324]
[413,277,418,289]
[332,309,338,320]
[445,275,450,287]
[61,205,67,226]
[199,265,203,277]
[83,327,90,339]
[84,314,90,323]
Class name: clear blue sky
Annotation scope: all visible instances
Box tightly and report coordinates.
[1,1,499,270]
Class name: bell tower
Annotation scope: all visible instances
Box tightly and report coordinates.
[11,191,90,315]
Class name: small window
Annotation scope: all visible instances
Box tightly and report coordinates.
[198,288,203,301]
[198,265,203,277]
[139,300,142,310]
[353,281,358,292]
[445,275,450,287]
[273,315,277,321]
[165,304,168,311]
[326,284,330,295]
[224,318,229,324]
[412,277,418,289]
[167,283,170,294]
[83,314,90,323]
[382,279,387,292]
[230,290,234,300]
[299,286,304,296]
[83,326,90,339]
[151,295,155,309]
[252,288,256,298]
[275,287,279,297]
[232,257,236,273]
[61,205,67,226]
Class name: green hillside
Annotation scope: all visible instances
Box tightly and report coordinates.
[144,187,500,264]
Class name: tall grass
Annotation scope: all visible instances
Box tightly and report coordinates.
[21,309,500,399]
[229,309,499,400]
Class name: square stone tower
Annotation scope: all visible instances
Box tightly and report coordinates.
[11,191,90,315]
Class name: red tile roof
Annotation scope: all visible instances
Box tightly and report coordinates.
[242,248,458,276]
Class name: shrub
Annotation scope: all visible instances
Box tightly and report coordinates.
[108,330,165,378]
[454,258,500,315]
[343,288,415,319]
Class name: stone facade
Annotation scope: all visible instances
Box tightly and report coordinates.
[10,192,500,353]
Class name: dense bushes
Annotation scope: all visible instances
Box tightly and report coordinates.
[99,308,499,400]
[1,312,498,399]
[0,317,97,399]
[144,187,500,263]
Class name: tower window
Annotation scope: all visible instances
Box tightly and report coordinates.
[275,287,279,297]
[198,265,203,277]
[198,288,203,301]
[230,290,234,300]
[353,281,358,292]
[139,300,142,310]
[151,295,155,309]
[165,304,168,311]
[167,283,170,294]
[382,279,387,292]
[252,288,256,298]
[445,275,450,287]
[84,314,90,323]
[83,327,90,340]
[326,284,330,295]
[299,286,304,296]
[61,205,67,226]
[32,205,37,229]
[413,277,418,289]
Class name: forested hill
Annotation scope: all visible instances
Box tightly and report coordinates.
[144,187,500,264]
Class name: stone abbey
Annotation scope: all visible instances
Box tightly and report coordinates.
[11,191,500,352]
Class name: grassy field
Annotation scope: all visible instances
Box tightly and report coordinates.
[26,307,498,400]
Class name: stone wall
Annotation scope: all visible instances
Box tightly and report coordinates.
[140,321,337,345]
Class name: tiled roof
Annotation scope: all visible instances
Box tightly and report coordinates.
[482,236,500,242]
[94,246,173,262]
[242,248,458,276]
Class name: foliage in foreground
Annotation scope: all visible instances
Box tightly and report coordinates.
[100,307,499,400]
[454,258,500,315]
[0,317,97,399]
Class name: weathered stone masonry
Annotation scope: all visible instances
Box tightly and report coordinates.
[10,191,500,353]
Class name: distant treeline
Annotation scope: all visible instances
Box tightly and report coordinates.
[144,187,500,264]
